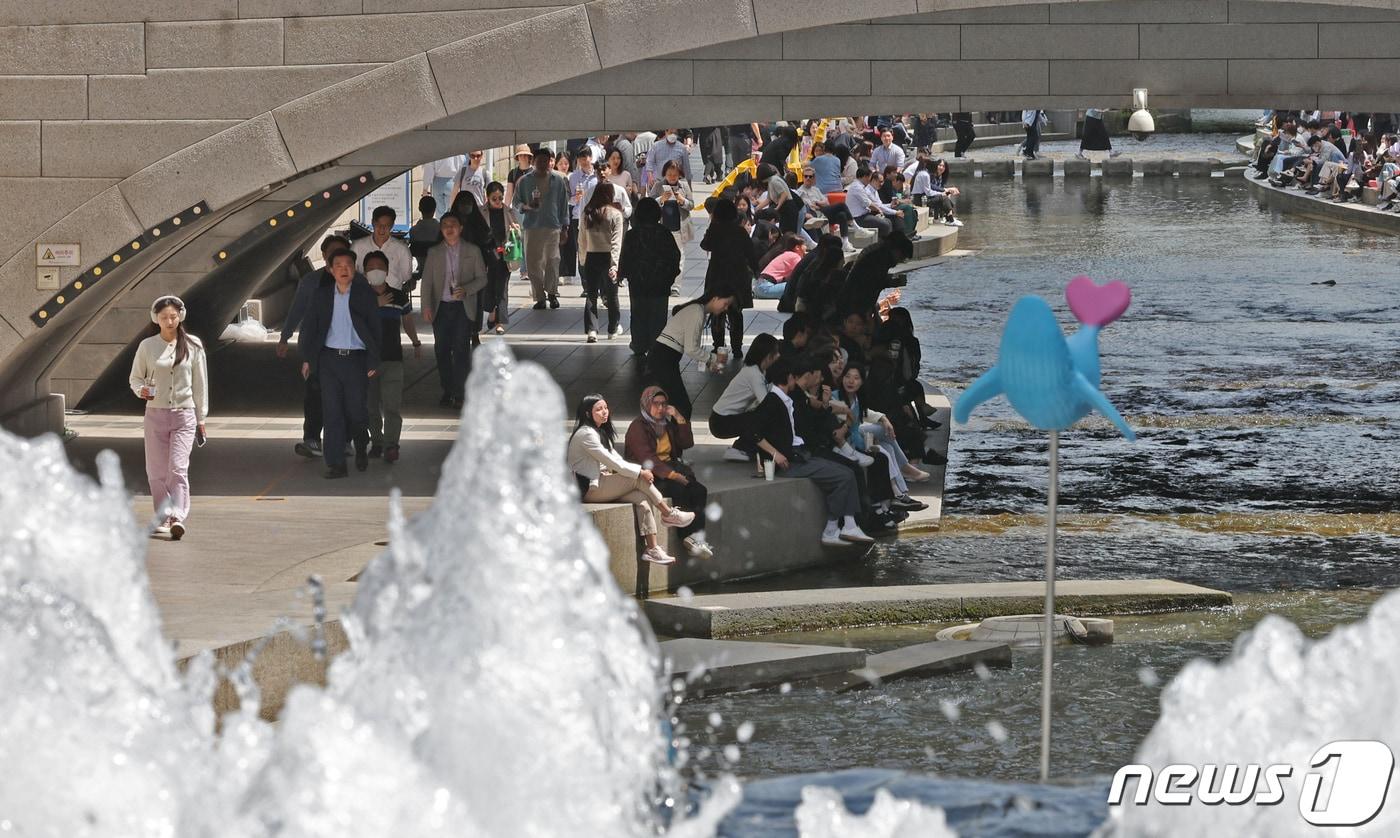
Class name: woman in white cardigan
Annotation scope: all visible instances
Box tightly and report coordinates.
[567,394,695,565]
[128,295,208,541]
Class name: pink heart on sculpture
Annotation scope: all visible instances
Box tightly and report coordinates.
[1066,275,1131,326]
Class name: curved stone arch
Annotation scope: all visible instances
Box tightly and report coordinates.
[5,0,1400,431]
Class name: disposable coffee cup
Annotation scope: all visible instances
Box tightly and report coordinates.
[864,430,875,450]
[763,459,776,481]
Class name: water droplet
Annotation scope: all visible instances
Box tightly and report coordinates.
[737,526,751,540]
[722,744,741,763]
[705,502,723,521]
[677,586,694,603]
[736,721,754,743]
[707,712,722,729]
[939,699,961,721]
[1138,666,1160,687]
[986,721,1008,742]
[779,682,792,694]
[973,661,992,680]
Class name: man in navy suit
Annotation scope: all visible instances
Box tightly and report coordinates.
[298,249,381,478]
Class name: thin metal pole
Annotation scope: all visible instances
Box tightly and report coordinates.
[1040,431,1059,784]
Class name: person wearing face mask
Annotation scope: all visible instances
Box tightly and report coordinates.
[644,128,692,192]
[351,205,413,292]
[130,295,208,540]
[363,251,421,463]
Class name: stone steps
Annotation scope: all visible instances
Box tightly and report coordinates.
[812,640,1012,693]
[643,578,1232,638]
[946,157,1228,179]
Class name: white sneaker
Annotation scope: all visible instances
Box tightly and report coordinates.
[611,325,624,337]
[1109,149,1122,158]
[684,536,714,559]
[642,546,676,565]
[586,331,598,343]
[660,508,695,528]
[943,217,964,227]
[169,521,186,541]
[902,465,931,483]
[842,239,856,253]
[723,446,751,462]
[1075,151,1087,160]
[153,522,172,536]
[838,442,875,468]
[839,521,874,543]
[820,522,846,547]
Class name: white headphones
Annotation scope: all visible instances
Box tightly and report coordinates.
[151,296,187,324]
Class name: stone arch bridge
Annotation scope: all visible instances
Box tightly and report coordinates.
[2,0,1397,433]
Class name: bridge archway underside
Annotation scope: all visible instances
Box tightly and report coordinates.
[2,0,1398,431]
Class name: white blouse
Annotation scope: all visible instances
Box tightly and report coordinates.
[129,333,209,421]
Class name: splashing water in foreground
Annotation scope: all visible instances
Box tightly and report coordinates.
[1100,587,1400,836]
[0,344,750,837]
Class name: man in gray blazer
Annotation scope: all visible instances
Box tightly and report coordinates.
[419,212,487,409]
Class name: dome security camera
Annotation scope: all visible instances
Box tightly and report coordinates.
[1128,88,1154,141]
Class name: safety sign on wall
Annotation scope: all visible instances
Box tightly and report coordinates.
[36,243,80,267]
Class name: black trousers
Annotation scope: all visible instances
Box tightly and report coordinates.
[433,300,473,400]
[302,368,322,444]
[953,120,976,157]
[319,349,369,469]
[581,251,620,334]
[656,461,706,539]
[728,136,752,172]
[710,308,744,353]
[629,292,669,356]
[709,408,760,453]
[644,343,693,420]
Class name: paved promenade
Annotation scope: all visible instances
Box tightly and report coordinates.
[63,200,956,666]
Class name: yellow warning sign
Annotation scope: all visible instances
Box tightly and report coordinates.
[36,243,80,267]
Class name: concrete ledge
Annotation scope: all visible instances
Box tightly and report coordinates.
[642,579,1231,638]
[1244,169,1400,235]
[816,640,1012,692]
[976,159,1014,177]
[661,638,865,695]
[182,619,349,722]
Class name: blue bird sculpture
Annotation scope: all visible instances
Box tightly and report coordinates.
[953,276,1135,441]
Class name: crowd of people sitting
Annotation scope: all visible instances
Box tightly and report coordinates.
[276,117,951,557]
[1251,110,1400,209]
[567,217,944,564]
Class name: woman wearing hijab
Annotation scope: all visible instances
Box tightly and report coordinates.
[624,385,713,559]
[129,295,208,541]
[701,197,759,361]
[617,197,682,356]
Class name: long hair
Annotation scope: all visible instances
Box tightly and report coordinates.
[148,297,192,366]
[583,182,616,228]
[744,333,779,367]
[759,232,805,272]
[671,287,734,318]
[570,393,615,450]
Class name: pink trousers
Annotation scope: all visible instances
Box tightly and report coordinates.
[144,407,195,523]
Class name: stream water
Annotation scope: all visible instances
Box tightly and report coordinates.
[684,145,1400,792]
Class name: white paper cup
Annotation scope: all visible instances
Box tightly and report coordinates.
[864,431,875,450]
[763,459,776,481]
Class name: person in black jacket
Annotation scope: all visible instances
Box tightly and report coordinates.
[702,198,760,360]
[834,230,913,317]
[297,250,381,478]
[618,198,681,356]
[752,356,873,547]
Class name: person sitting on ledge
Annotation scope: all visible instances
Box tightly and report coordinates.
[753,357,873,548]
[710,333,781,469]
[568,394,696,566]
[624,385,713,560]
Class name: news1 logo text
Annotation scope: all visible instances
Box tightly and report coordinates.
[1108,740,1395,826]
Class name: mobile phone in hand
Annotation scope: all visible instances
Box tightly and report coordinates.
[195,427,206,447]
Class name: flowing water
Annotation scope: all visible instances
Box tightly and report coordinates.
[684,149,1400,801]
